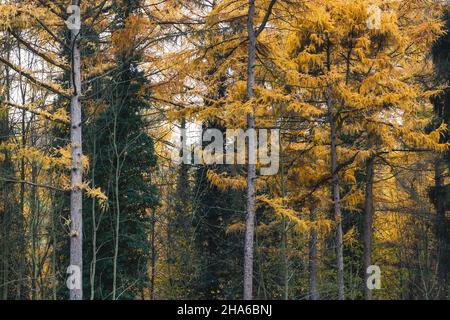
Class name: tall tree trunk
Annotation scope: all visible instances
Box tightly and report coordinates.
[31,162,38,300]
[363,156,375,300]
[309,208,318,300]
[112,112,121,301]
[69,0,83,300]
[434,157,447,299]
[90,136,97,300]
[278,107,289,300]
[175,117,190,237]
[166,191,175,297]
[17,45,27,298]
[17,111,26,299]
[326,36,344,300]
[328,98,345,300]
[50,188,57,300]
[243,0,257,301]
[150,208,156,300]
[0,44,12,300]
[0,143,10,301]
[280,180,289,298]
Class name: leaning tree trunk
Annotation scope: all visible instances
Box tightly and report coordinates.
[243,0,257,301]
[363,156,375,300]
[69,0,83,300]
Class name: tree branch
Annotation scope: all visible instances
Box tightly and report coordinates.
[0,56,71,99]
[255,0,278,38]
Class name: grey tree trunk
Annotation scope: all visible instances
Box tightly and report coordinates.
[363,156,375,300]
[69,0,83,300]
[309,208,318,300]
[243,0,257,301]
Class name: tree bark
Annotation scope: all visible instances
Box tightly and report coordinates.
[328,97,345,300]
[280,180,289,300]
[0,132,11,301]
[150,208,156,300]
[112,111,121,301]
[434,157,447,300]
[31,162,38,300]
[17,45,27,299]
[90,136,97,300]
[326,35,344,301]
[278,108,289,300]
[243,0,257,301]
[69,0,83,300]
[363,156,375,300]
[0,44,12,300]
[309,208,318,300]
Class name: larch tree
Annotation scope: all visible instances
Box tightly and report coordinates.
[0,0,109,299]
[243,0,278,301]
[270,0,446,299]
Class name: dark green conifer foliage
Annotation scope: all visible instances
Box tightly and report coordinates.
[83,0,158,299]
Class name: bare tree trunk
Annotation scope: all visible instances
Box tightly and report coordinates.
[166,191,175,297]
[17,45,27,299]
[363,156,375,300]
[17,112,26,299]
[50,189,57,300]
[112,112,120,301]
[243,0,257,301]
[90,137,97,300]
[280,160,289,299]
[434,157,447,299]
[150,208,156,300]
[17,144,26,299]
[69,0,83,300]
[1,148,10,301]
[31,162,38,300]
[0,44,12,300]
[309,208,318,300]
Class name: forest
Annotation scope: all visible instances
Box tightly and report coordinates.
[0,0,450,301]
